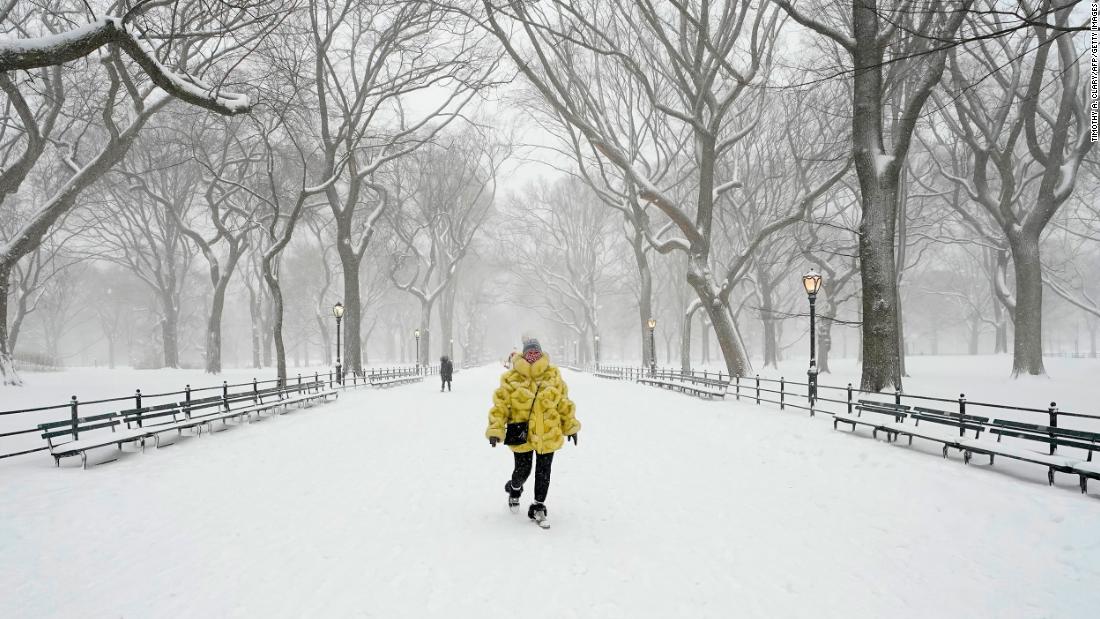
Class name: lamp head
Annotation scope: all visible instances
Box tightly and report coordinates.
[332,302,344,318]
[802,270,823,297]
[414,329,420,339]
[647,318,657,330]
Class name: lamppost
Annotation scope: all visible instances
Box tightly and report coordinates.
[449,338,454,360]
[594,335,601,370]
[802,269,823,404]
[647,318,657,376]
[333,302,344,385]
[414,329,421,374]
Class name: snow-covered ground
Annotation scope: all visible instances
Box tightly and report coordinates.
[1,364,1098,617]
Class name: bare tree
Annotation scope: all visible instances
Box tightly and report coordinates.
[471,0,857,377]
[0,0,269,383]
[773,0,973,389]
[388,130,505,365]
[930,1,1093,375]
[295,0,499,376]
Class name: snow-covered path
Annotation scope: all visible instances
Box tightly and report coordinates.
[2,366,1098,618]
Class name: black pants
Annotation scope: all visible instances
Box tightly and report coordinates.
[441,378,451,391]
[509,451,554,503]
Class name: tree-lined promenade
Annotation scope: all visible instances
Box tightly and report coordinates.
[0,0,1096,392]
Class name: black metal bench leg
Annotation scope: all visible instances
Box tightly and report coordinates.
[942,445,948,459]
[1047,468,1054,486]
[81,452,88,470]
[1081,476,1087,494]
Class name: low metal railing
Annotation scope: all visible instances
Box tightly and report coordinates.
[0,364,431,461]
[586,363,1100,441]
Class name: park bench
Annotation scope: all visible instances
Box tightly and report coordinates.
[958,419,1100,488]
[120,401,202,449]
[637,376,725,399]
[889,406,990,457]
[38,413,145,469]
[833,400,909,441]
[369,374,422,388]
[39,383,337,468]
[670,374,730,391]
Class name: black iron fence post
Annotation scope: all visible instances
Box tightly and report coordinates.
[253,378,259,402]
[755,374,760,405]
[185,384,192,417]
[895,388,902,408]
[222,381,229,410]
[780,377,785,410]
[135,389,143,427]
[1049,402,1058,454]
[958,394,967,437]
[735,375,740,400]
[70,395,79,440]
[847,383,853,415]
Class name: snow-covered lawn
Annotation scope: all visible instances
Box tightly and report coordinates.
[1,365,1098,617]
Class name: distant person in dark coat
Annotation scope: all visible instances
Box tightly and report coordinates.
[440,356,454,392]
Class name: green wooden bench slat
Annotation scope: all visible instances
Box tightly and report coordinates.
[990,427,1099,452]
[42,420,120,439]
[911,409,989,424]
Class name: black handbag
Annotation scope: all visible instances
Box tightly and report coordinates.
[503,384,540,446]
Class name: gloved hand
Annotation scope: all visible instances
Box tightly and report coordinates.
[567,433,578,445]
[489,437,499,447]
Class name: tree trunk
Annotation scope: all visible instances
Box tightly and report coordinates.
[0,260,20,385]
[249,284,262,369]
[205,277,231,374]
[440,282,456,359]
[419,300,433,366]
[688,263,752,376]
[1007,232,1045,376]
[993,300,1008,354]
[681,302,701,373]
[161,292,180,368]
[631,225,654,370]
[263,264,288,385]
[262,293,273,367]
[700,314,711,364]
[338,249,363,375]
[852,0,903,392]
[854,165,903,391]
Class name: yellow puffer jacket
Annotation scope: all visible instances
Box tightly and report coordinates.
[486,354,580,454]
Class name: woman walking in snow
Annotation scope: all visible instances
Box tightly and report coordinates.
[440,355,453,392]
[486,338,580,529]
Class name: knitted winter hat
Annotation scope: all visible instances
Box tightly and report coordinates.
[522,338,542,354]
